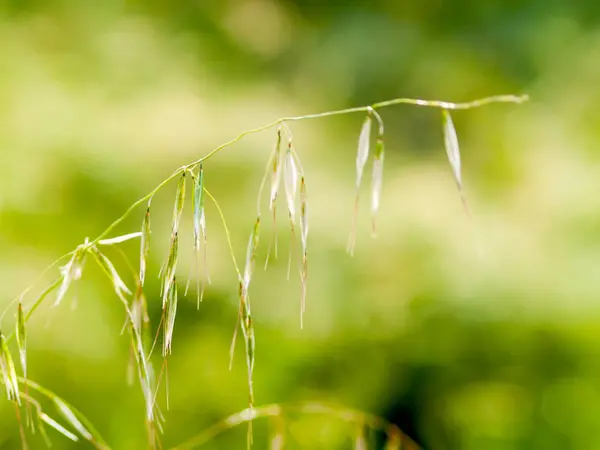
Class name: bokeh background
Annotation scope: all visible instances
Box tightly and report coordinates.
[1,1,600,449]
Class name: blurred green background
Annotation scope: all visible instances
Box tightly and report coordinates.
[1,1,600,449]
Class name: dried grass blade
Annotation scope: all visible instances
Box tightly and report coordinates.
[442,109,469,212]
[0,332,20,404]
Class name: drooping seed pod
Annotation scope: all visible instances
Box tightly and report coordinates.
[15,301,26,378]
[192,164,208,307]
[371,135,385,236]
[283,142,298,223]
[91,247,132,301]
[243,217,261,289]
[54,246,87,307]
[356,115,372,191]
[348,113,373,256]
[299,177,309,328]
[162,233,179,308]
[163,279,178,357]
[0,331,20,404]
[139,200,152,287]
[265,128,283,268]
[441,109,468,212]
[172,173,186,234]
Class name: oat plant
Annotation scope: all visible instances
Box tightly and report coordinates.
[0,93,528,449]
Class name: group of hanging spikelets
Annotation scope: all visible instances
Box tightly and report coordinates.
[0,93,527,449]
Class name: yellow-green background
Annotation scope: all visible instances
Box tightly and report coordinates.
[1,1,599,449]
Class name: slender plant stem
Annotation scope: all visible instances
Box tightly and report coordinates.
[170,401,420,450]
[203,188,242,279]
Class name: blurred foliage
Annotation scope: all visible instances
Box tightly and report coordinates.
[1,1,600,449]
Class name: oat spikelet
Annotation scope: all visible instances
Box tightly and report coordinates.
[140,200,152,287]
[371,135,385,236]
[190,164,209,308]
[348,113,372,255]
[283,141,298,280]
[265,128,283,269]
[442,109,469,214]
[299,176,309,329]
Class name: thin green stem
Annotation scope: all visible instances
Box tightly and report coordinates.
[371,93,528,110]
[170,401,420,450]
[203,188,242,279]
[0,251,73,323]
[18,377,111,450]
